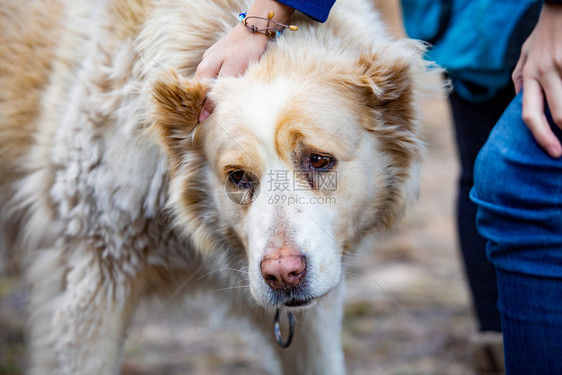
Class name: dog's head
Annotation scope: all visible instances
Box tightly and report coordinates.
[152,42,425,309]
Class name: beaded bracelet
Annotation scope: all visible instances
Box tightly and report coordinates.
[239,11,298,38]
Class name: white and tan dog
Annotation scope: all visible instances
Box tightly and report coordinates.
[0,0,435,373]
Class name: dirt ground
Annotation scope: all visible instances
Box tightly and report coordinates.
[0,2,481,374]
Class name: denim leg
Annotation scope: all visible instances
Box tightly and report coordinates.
[496,270,562,374]
[449,87,514,332]
[471,92,562,373]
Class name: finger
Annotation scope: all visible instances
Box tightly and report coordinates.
[539,71,562,129]
[216,56,251,79]
[194,58,222,81]
[512,54,526,94]
[196,59,222,122]
[198,97,215,123]
[197,58,247,123]
[522,78,562,157]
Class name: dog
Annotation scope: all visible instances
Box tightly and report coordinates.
[0,0,435,373]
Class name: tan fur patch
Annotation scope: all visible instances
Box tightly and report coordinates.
[363,55,418,162]
[352,52,421,231]
[110,0,152,40]
[215,145,264,180]
[274,109,307,162]
[152,76,207,174]
[331,49,421,168]
[273,100,360,163]
[0,0,63,183]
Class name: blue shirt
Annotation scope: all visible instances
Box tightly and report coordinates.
[278,0,336,22]
[401,0,544,101]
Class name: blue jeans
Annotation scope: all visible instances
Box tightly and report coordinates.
[471,92,562,374]
[449,87,515,332]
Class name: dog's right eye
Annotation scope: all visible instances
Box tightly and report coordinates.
[229,170,254,189]
[310,153,334,170]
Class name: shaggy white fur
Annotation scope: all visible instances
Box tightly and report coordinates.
[0,0,439,373]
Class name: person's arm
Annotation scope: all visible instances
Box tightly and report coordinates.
[194,0,293,121]
[195,0,335,122]
[512,0,562,157]
[276,0,335,22]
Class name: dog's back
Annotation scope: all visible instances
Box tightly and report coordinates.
[0,0,169,270]
[0,1,61,269]
[0,2,195,372]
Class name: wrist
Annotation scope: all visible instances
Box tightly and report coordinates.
[543,1,562,12]
[539,1,562,26]
[234,22,269,44]
[238,1,296,38]
[248,0,294,24]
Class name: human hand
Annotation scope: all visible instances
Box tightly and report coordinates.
[512,2,562,158]
[194,23,268,122]
[195,0,294,123]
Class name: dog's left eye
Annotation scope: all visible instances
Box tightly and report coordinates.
[226,169,260,205]
[229,170,254,189]
[310,154,334,170]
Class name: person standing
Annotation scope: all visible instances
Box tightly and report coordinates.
[471,1,562,373]
[400,1,542,373]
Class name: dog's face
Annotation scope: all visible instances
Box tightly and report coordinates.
[152,48,422,310]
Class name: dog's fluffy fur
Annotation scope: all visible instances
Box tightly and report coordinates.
[0,0,434,373]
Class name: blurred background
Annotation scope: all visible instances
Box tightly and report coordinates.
[0,0,475,374]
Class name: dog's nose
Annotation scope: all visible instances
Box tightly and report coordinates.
[260,246,306,290]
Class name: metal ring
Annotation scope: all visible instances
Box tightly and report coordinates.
[273,308,295,348]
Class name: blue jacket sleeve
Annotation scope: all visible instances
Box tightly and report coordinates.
[276,0,336,22]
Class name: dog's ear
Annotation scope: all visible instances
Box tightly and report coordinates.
[152,75,207,173]
[349,49,423,178]
[354,51,414,108]
[348,50,424,231]
[347,49,420,138]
